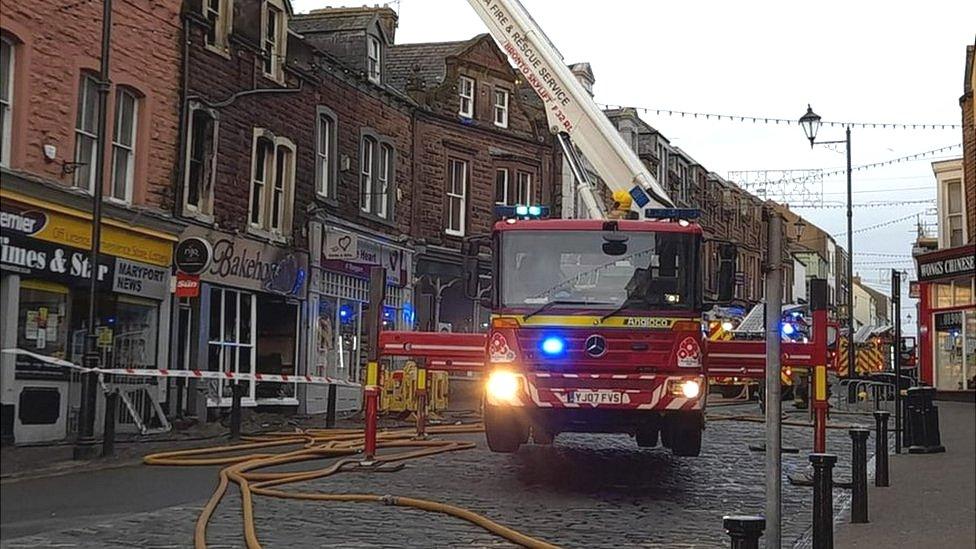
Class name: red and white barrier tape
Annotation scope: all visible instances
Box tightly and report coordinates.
[2,349,360,387]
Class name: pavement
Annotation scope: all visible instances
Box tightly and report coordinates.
[1,400,880,548]
[833,400,976,548]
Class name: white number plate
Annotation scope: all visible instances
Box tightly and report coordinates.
[566,390,625,405]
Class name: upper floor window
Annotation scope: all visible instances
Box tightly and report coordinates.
[946,180,965,247]
[360,134,394,220]
[0,36,14,167]
[516,171,532,204]
[458,76,475,118]
[493,88,509,128]
[183,103,218,219]
[204,0,231,51]
[367,35,381,84]
[494,168,509,205]
[110,88,138,203]
[446,158,468,236]
[263,1,286,81]
[73,73,100,192]
[315,107,337,199]
[249,129,295,236]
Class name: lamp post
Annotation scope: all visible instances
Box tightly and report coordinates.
[74,0,113,460]
[799,105,855,380]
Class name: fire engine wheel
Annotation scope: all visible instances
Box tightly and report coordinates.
[635,426,659,448]
[484,406,527,453]
[667,413,703,457]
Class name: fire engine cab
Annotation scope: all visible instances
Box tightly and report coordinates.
[465,208,730,455]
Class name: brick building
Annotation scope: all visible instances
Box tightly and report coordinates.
[1,0,185,443]
[962,42,974,242]
[174,1,420,414]
[383,33,556,333]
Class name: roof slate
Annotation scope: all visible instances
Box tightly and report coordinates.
[385,39,473,91]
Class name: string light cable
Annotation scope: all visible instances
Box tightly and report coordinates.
[833,210,934,237]
[599,104,965,131]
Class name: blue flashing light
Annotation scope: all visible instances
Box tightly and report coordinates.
[540,336,566,356]
[339,305,353,323]
[495,205,551,219]
[644,208,701,220]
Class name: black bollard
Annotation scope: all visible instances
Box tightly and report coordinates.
[874,411,890,487]
[230,383,243,440]
[101,390,119,458]
[849,429,870,523]
[810,453,837,549]
[722,515,765,549]
[908,386,946,454]
[325,383,337,428]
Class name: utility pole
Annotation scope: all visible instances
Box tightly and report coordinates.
[74,0,112,461]
[845,126,855,380]
[764,211,784,547]
[892,269,902,453]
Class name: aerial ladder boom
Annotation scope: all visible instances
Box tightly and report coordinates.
[466,0,675,218]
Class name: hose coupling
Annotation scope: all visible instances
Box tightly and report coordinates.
[380,494,398,506]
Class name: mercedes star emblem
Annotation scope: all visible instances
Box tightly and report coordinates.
[584,334,607,358]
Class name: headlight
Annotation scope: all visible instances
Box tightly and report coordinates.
[681,380,700,399]
[486,370,520,401]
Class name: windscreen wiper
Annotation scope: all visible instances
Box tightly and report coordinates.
[598,299,639,323]
[523,299,599,320]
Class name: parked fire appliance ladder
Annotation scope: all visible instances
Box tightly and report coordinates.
[466,0,674,219]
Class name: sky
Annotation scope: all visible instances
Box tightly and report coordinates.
[293,0,976,329]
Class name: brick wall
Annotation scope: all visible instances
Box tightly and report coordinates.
[410,36,555,249]
[183,8,416,250]
[0,0,182,210]
[962,45,975,244]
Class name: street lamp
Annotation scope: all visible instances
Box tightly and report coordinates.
[798,104,855,380]
[793,218,807,240]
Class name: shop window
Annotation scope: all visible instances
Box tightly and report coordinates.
[207,288,255,404]
[0,35,13,167]
[110,87,139,204]
[255,296,297,401]
[183,104,218,219]
[68,292,160,370]
[16,282,70,380]
[446,158,467,236]
[73,73,100,192]
[458,76,474,118]
[934,311,974,391]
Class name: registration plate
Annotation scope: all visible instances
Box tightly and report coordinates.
[566,390,625,405]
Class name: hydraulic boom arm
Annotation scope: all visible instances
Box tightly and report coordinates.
[467,0,674,217]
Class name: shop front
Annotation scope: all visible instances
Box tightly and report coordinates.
[0,189,177,444]
[174,226,308,411]
[304,222,413,414]
[915,244,976,395]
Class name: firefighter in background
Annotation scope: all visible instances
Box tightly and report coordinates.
[609,191,639,220]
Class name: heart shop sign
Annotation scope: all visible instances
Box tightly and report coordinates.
[321,229,411,287]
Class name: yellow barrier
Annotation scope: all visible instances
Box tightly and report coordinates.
[379,362,450,414]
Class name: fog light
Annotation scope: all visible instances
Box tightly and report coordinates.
[681,380,700,399]
[721,321,734,331]
[486,370,520,401]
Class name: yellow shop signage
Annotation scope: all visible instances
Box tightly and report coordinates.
[0,193,174,267]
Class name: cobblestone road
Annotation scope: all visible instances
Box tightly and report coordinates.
[2,405,876,549]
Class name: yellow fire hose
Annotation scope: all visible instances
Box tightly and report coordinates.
[144,424,559,549]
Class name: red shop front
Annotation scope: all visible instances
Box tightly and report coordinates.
[915,244,976,395]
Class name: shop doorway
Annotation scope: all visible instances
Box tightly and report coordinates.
[255,295,299,403]
[934,310,976,391]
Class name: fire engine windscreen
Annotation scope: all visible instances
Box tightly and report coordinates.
[500,231,700,311]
